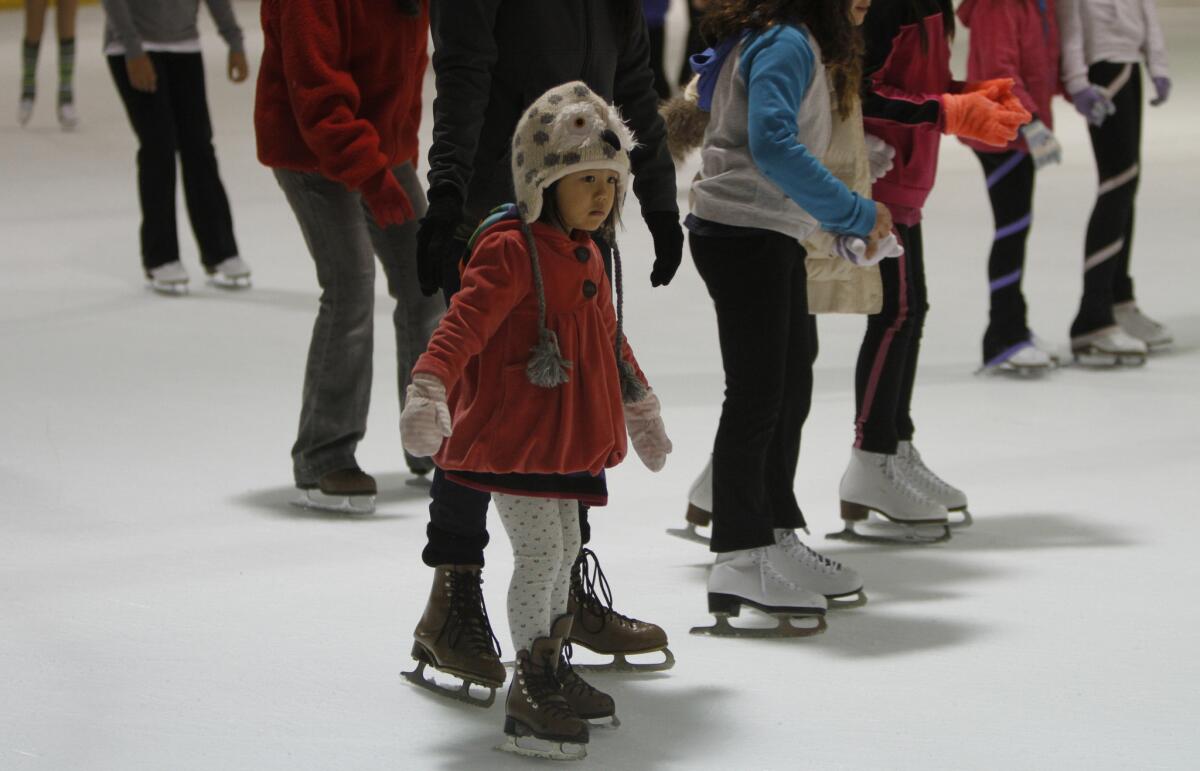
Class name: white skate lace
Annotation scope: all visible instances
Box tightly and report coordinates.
[902,448,956,497]
[882,454,936,504]
[751,548,807,591]
[776,531,842,575]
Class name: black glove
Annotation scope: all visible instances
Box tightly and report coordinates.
[395,0,420,16]
[416,189,463,297]
[645,211,684,287]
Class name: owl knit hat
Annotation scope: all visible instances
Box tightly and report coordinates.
[511,81,645,403]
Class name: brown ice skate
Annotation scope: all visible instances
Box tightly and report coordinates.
[549,614,618,728]
[568,549,674,673]
[498,628,588,760]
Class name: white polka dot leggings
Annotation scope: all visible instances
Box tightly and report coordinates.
[493,494,581,654]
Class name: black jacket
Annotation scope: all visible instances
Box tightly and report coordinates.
[427,0,678,228]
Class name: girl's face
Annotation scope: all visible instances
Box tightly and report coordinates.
[850,0,871,25]
[553,169,618,233]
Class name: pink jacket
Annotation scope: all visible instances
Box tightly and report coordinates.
[957,0,1061,154]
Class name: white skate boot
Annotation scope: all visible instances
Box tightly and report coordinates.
[1113,302,1172,351]
[146,261,190,296]
[206,256,252,289]
[979,340,1056,378]
[18,96,34,127]
[691,547,827,638]
[829,448,950,544]
[773,529,866,608]
[1071,326,1147,367]
[896,441,971,527]
[57,101,79,131]
[667,457,713,544]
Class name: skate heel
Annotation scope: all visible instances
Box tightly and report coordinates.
[706,593,742,617]
[685,503,712,527]
[840,500,871,522]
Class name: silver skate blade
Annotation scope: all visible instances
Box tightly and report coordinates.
[690,613,827,639]
[149,281,189,296]
[207,274,251,290]
[291,490,375,515]
[400,661,497,708]
[666,524,710,546]
[496,735,587,761]
[826,521,951,546]
[1071,349,1147,368]
[404,475,432,489]
[947,508,973,528]
[568,648,675,674]
[827,591,868,610]
[586,713,621,730]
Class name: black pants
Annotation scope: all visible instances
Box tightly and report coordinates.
[975,149,1036,364]
[422,233,610,568]
[1072,61,1142,338]
[854,223,928,455]
[108,53,238,271]
[691,229,814,553]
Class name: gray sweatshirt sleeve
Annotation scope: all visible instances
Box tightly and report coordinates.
[1141,0,1169,79]
[203,0,245,53]
[1055,0,1090,95]
[101,0,145,60]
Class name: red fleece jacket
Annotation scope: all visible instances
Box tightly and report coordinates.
[254,0,428,226]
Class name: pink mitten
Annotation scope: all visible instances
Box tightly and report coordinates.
[401,374,452,457]
[625,390,672,472]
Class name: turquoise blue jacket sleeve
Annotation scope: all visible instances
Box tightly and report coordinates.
[741,26,876,238]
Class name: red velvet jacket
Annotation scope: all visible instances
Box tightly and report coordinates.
[958,0,1060,154]
[254,0,427,225]
[413,220,646,477]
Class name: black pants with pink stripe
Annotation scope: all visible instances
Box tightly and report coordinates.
[853,223,927,455]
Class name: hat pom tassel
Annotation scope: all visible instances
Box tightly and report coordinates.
[619,359,647,404]
[527,329,572,388]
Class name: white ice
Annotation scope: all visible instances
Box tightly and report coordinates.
[2,3,1199,769]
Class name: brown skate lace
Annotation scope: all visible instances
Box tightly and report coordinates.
[572,548,639,634]
[559,643,603,701]
[522,649,576,718]
[441,570,501,658]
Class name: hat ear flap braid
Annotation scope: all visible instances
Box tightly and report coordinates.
[610,237,646,405]
[521,222,572,388]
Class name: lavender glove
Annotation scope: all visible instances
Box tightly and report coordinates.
[401,374,452,457]
[624,390,671,472]
[864,134,895,182]
[833,233,903,268]
[1020,119,1063,169]
[1150,76,1171,107]
[1070,85,1117,127]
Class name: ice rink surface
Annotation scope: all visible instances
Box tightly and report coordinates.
[2,3,1198,769]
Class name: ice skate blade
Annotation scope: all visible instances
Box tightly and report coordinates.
[405,475,432,489]
[690,613,827,639]
[496,734,586,761]
[585,713,620,730]
[948,508,973,528]
[207,274,252,290]
[291,490,375,515]
[827,590,868,610]
[666,523,709,546]
[975,362,1055,378]
[148,281,189,297]
[826,521,951,545]
[400,660,498,708]
[1071,349,1146,368]
[567,647,675,673]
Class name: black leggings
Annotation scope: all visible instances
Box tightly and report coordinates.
[1072,61,1143,338]
[691,229,814,552]
[974,149,1036,364]
[854,223,927,455]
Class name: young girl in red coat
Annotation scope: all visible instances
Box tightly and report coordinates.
[400,82,671,761]
[959,0,1063,376]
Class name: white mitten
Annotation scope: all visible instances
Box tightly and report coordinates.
[401,374,452,457]
[624,390,672,472]
[865,134,896,182]
[1020,118,1062,169]
[833,232,904,267]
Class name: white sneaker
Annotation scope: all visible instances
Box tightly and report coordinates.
[1071,326,1147,367]
[707,547,828,617]
[772,529,864,606]
[896,442,967,512]
[146,261,189,295]
[206,256,252,289]
[56,101,78,130]
[18,96,34,127]
[839,447,949,525]
[1114,302,1172,351]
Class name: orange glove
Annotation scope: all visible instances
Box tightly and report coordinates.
[942,90,1031,147]
[963,78,1028,116]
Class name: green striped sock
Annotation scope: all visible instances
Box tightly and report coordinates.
[22,39,39,100]
[58,38,75,105]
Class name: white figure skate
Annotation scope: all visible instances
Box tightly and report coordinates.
[18,96,34,127]
[691,547,827,638]
[146,261,190,296]
[667,457,713,544]
[206,256,252,289]
[978,340,1056,378]
[1071,326,1147,367]
[1113,302,1172,351]
[57,101,79,131]
[829,448,950,544]
[773,529,866,608]
[896,442,971,528]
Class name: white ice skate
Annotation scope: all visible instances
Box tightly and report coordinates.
[978,340,1056,378]
[1071,326,1147,367]
[18,96,34,127]
[691,547,827,638]
[896,441,971,527]
[1114,302,1172,351]
[773,529,866,609]
[829,448,951,545]
[146,261,190,296]
[667,457,713,544]
[206,256,252,289]
[57,101,78,131]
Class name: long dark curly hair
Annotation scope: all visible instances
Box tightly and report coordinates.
[701,0,863,120]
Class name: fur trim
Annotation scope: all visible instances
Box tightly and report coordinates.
[660,95,709,163]
[619,360,647,404]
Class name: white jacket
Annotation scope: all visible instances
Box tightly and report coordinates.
[1056,0,1169,94]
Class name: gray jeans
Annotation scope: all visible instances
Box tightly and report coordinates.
[275,164,445,485]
